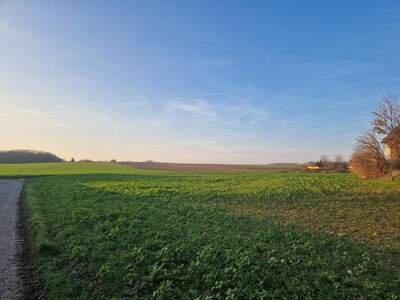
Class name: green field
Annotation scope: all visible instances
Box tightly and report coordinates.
[0,162,145,176]
[3,163,400,299]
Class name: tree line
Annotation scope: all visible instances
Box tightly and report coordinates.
[0,150,63,164]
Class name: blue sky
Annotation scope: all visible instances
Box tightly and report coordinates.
[1,1,399,163]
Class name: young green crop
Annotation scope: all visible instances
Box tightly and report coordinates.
[21,168,400,299]
[0,162,148,177]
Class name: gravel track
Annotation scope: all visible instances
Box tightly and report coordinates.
[0,179,24,300]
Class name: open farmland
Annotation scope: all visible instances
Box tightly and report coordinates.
[122,161,306,173]
[3,163,400,299]
[0,162,146,177]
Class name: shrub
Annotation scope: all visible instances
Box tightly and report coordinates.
[350,130,388,179]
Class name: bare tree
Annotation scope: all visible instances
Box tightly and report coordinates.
[333,154,348,172]
[372,94,400,135]
[350,130,388,178]
[320,154,329,163]
[334,154,344,163]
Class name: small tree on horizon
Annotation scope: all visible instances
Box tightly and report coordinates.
[317,154,329,168]
[320,154,329,163]
[334,154,344,163]
[350,130,388,178]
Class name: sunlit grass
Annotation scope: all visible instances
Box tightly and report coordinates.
[0,162,147,176]
[21,169,400,299]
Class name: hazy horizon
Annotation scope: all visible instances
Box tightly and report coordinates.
[1,1,399,164]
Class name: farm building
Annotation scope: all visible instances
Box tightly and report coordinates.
[306,165,320,171]
[382,126,400,161]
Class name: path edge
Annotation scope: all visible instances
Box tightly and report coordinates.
[16,181,47,299]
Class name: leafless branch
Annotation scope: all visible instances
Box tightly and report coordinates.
[372,94,400,135]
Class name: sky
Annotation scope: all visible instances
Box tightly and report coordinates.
[1,1,400,163]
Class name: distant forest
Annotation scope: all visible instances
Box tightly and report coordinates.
[0,150,63,164]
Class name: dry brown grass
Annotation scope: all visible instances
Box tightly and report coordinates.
[121,161,306,173]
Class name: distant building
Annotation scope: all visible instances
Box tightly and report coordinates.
[306,165,320,171]
[382,126,400,161]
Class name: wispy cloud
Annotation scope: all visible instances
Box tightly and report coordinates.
[195,57,237,68]
[306,126,322,135]
[165,98,216,120]
[0,103,69,129]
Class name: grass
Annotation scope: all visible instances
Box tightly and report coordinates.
[3,163,399,299]
[0,162,146,177]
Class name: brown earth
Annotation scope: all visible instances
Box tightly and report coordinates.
[121,161,306,173]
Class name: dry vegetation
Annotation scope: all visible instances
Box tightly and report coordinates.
[350,130,388,179]
[350,94,400,178]
[122,161,306,173]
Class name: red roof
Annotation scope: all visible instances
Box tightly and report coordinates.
[382,126,400,144]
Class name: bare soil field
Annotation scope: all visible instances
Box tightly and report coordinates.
[121,161,306,172]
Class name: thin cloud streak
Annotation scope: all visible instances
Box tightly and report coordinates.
[0,103,69,129]
[195,57,238,68]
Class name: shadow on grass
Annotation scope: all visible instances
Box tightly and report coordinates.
[24,173,400,299]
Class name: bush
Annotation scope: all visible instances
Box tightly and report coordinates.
[350,131,388,179]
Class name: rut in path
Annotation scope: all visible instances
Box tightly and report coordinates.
[0,179,24,299]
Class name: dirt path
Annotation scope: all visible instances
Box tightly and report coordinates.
[0,179,24,299]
